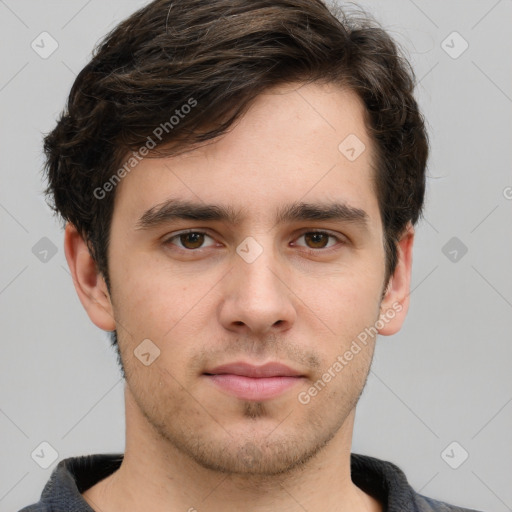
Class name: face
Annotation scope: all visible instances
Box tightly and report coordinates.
[70,81,412,476]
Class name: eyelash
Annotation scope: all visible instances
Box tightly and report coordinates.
[162,229,346,255]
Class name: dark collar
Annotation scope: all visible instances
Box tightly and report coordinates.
[21,452,478,512]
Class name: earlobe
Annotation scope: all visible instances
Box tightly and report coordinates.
[64,223,116,332]
[377,222,415,336]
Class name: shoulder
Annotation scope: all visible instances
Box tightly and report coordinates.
[350,453,486,512]
[17,453,123,512]
[415,493,485,512]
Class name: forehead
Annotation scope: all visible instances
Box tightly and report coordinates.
[112,81,379,228]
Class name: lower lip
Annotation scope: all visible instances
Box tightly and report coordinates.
[205,374,302,401]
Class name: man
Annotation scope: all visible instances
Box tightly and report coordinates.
[20,0,483,511]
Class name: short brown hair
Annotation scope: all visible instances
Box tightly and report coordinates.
[44,0,428,306]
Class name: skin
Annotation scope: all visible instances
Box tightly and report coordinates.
[66,81,414,512]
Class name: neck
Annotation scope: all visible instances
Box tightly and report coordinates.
[83,386,382,512]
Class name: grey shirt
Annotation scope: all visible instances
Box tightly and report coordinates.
[19,453,483,512]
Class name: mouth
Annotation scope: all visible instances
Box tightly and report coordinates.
[203,362,306,401]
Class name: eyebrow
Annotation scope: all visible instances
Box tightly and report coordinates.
[135,198,369,230]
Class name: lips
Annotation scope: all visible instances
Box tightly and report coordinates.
[205,362,303,378]
[203,362,305,401]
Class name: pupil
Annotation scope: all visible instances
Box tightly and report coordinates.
[306,233,327,248]
[181,232,204,248]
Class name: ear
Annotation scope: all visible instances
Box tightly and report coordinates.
[64,222,116,331]
[377,222,415,336]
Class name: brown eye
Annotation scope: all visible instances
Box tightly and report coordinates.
[165,231,216,251]
[291,231,343,252]
[179,232,205,249]
[304,232,330,249]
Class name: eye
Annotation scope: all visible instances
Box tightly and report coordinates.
[292,231,342,250]
[163,229,344,254]
[164,231,216,250]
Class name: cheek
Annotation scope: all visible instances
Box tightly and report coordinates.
[111,267,221,383]
[303,270,383,337]
[111,257,206,337]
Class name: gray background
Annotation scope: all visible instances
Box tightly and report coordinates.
[1,0,511,510]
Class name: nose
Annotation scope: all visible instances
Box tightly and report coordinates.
[218,245,297,337]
